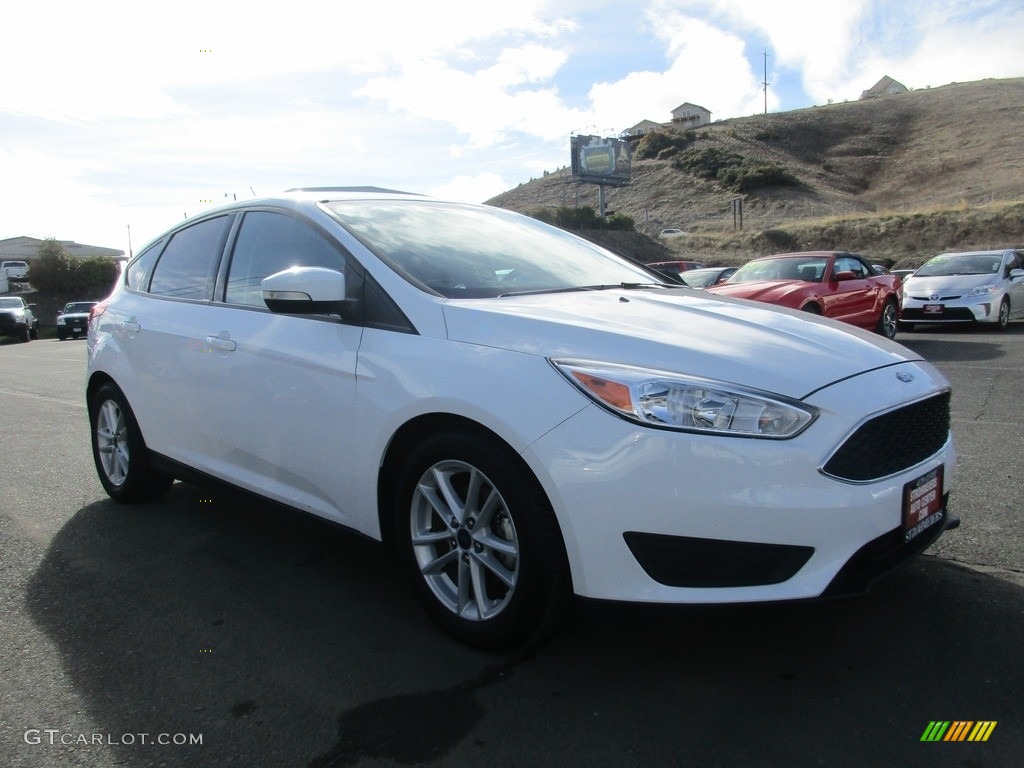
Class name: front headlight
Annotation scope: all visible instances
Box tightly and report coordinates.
[968,284,999,297]
[552,359,817,439]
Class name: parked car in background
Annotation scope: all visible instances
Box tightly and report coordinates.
[86,190,955,648]
[680,266,737,288]
[646,260,707,282]
[892,269,916,282]
[899,249,1024,330]
[56,301,99,340]
[659,228,687,237]
[1,260,30,281]
[707,251,902,339]
[0,296,39,342]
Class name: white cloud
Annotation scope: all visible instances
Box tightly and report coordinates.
[429,173,511,204]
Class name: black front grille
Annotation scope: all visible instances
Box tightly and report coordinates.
[823,391,951,482]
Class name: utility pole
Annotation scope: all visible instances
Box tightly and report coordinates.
[762,49,771,114]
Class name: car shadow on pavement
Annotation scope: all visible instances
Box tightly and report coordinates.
[898,322,1024,363]
[24,482,1023,767]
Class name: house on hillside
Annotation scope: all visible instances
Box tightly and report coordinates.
[860,76,908,100]
[0,235,125,262]
[622,119,664,137]
[670,103,712,129]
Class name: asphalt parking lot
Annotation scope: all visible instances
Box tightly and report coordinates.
[1,327,1021,768]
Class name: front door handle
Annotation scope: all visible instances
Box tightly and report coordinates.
[205,335,237,352]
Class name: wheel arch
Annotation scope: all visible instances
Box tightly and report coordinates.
[376,413,568,560]
[86,371,118,418]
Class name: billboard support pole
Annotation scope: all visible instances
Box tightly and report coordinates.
[599,185,607,218]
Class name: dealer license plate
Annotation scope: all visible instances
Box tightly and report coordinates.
[902,466,944,543]
[923,304,944,315]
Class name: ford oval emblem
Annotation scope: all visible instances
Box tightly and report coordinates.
[896,371,915,383]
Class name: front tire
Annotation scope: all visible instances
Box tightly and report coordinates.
[394,430,571,649]
[996,298,1010,330]
[90,382,173,503]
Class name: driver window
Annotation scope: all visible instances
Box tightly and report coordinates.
[225,211,348,307]
[836,257,867,278]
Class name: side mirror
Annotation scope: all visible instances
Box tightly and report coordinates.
[261,267,351,315]
[832,270,856,282]
[1009,268,1024,280]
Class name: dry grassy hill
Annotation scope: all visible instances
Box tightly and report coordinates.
[488,77,1024,269]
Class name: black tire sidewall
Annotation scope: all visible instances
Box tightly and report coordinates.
[89,383,171,503]
[878,299,899,339]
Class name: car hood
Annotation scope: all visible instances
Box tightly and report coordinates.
[443,289,918,399]
[705,279,808,304]
[903,274,999,295]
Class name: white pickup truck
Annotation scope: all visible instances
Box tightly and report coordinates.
[1,260,30,280]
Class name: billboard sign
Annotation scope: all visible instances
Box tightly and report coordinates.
[570,135,631,185]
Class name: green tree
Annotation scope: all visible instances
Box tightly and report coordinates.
[29,238,119,295]
[28,239,75,293]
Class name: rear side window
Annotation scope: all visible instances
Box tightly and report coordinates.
[126,239,164,290]
[148,216,230,299]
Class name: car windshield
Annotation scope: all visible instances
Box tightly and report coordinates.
[727,257,826,284]
[682,269,722,288]
[914,253,1002,277]
[324,200,665,298]
[0,297,24,308]
[64,302,96,313]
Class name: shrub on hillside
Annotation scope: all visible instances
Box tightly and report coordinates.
[527,206,635,232]
[634,130,697,160]
[672,147,798,192]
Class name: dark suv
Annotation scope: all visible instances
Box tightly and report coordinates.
[0,296,39,342]
[56,301,98,340]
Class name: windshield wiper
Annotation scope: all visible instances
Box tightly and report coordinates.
[498,282,678,298]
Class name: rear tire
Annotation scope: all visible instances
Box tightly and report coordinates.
[90,382,173,503]
[393,430,571,649]
[801,303,822,315]
[876,299,899,339]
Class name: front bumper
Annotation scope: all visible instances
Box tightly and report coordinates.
[57,317,90,335]
[900,292,1002,324]
[524,360,955,604]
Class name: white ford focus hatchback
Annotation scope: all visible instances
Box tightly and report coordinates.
[87,189,957,648]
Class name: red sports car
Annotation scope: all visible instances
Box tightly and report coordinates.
[706,251,902,339]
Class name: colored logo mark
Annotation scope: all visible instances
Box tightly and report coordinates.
[921,721,996,742]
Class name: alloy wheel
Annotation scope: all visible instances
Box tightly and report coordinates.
[409,459,520,622]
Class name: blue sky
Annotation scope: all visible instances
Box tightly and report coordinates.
[2,0,1022,255]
